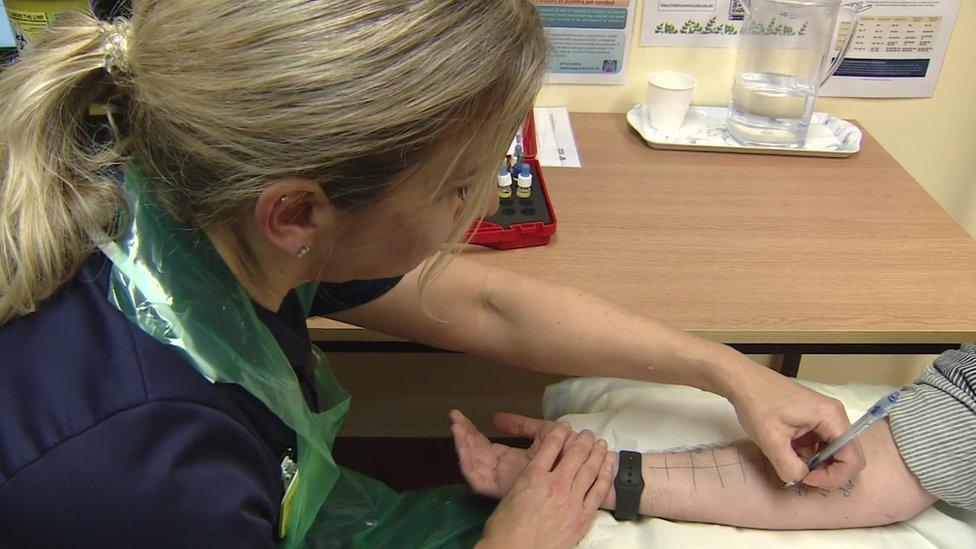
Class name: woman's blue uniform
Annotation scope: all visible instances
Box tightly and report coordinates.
[0,251,400,548]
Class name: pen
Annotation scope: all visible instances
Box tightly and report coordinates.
[783,388,901,489]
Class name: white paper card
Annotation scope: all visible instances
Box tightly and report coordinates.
[533,107,582,168]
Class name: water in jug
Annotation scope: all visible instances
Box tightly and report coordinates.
[727,0,860,147]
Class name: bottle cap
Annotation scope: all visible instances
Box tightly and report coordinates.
[497,164,513,186]
[516,164,532,188]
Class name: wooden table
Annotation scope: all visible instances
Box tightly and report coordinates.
[310,113,976,376]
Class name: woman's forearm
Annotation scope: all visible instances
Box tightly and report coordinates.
[330,257,758,398]
[332,257,761,399]
[483,268,754,398]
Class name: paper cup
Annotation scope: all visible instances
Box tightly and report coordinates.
[645,71,697,133]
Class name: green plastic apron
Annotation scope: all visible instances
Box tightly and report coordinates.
[95,167,492,548]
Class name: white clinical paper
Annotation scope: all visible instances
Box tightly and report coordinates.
[533,107,582,168]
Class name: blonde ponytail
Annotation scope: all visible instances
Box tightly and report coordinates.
[0,1,548,324]
[0,10,125,324]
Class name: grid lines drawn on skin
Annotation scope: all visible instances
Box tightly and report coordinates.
[641,445,857,498]
[736,446,747,482]
[712,449,725,488]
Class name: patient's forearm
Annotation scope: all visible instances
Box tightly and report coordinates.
[604,420,937,529]
[636,444,889,529]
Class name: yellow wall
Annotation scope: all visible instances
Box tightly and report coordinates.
[537,0,976,237]
[536,0,975,385]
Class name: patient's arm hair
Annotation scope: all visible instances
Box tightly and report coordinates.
[603,419,938,529]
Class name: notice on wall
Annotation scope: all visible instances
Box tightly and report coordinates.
[640,0,748,47]
[639,0,961,98]
[0,1,17,49]
[534,0,637,85]
[820,0,961,98]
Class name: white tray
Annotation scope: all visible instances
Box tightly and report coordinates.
[626,104,862,158]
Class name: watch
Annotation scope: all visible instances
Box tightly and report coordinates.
[613,450,644,521]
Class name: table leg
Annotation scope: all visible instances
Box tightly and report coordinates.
[778,352,802,378]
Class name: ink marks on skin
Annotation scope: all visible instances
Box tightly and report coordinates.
[798,480,852,498]
[735,446,748,483]
[711,449,725,488]
[793,483,846,498]
[646,444,771,492]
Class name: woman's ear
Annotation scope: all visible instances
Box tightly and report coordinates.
[254,178,331,258]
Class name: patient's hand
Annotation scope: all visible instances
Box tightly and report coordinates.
[453,411,614,549]
[449,410,533,498]
[452,411,580,497]
[451,410,600,503]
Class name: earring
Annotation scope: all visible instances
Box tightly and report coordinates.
[297,245,311,259]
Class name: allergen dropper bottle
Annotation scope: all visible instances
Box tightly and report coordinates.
[497,164,513,199]
[515,164,532,199]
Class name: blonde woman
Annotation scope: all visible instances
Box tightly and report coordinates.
[0,1,862,547]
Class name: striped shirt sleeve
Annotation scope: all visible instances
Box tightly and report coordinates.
[888,343,976,510]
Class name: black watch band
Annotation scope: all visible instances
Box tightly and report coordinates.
[613,450,644,521]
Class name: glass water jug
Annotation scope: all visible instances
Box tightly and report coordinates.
[727,0,860,147]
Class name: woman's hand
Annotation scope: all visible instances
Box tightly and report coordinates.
[454,411,613,549]
[729,366,866,488]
